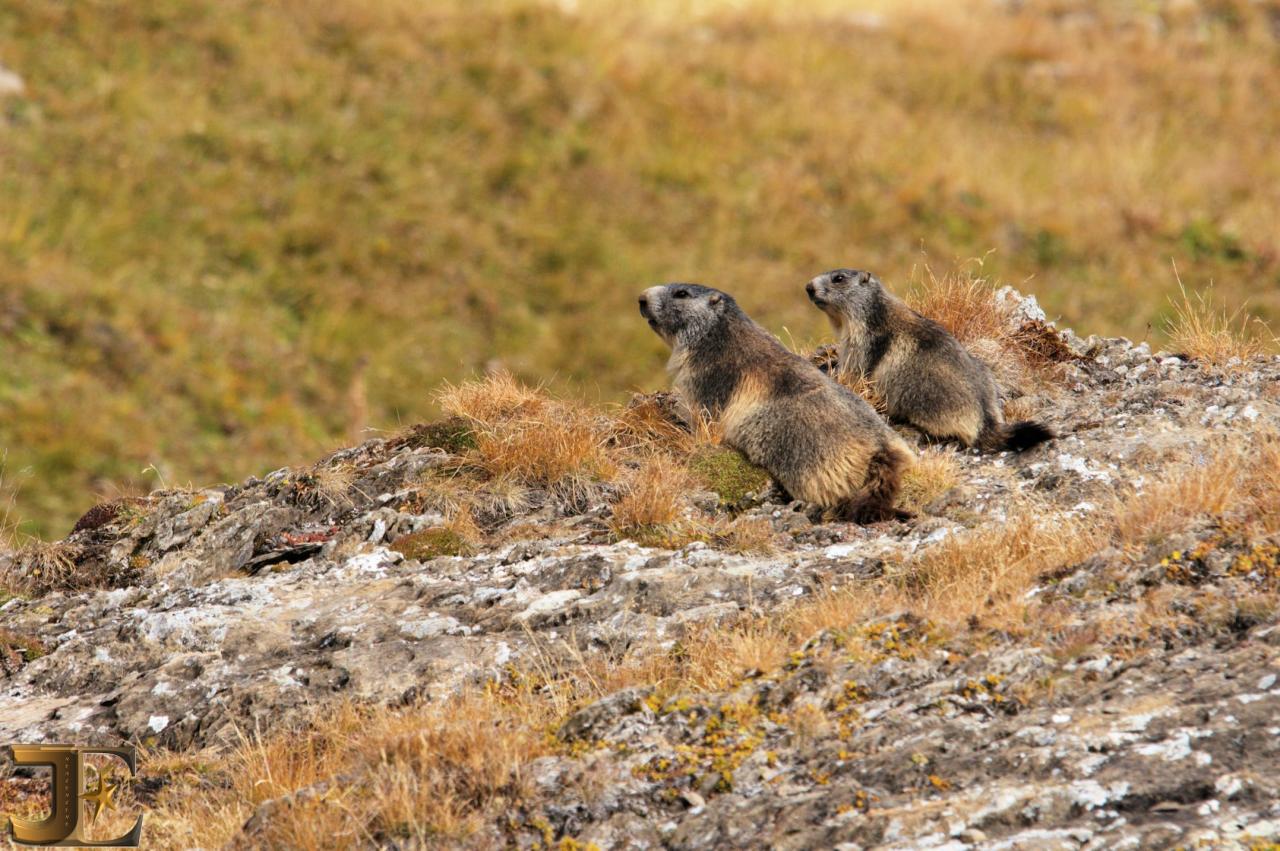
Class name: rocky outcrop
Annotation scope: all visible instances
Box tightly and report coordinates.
[2,292,1278,849]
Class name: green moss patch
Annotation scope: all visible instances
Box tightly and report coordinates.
[391,527,473,561]
[688,447,771,506]
[396,418,477,455]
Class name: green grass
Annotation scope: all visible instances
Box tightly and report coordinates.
[1,0,1277,536]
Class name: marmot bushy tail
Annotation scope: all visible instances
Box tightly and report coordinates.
[805,269,1055,453]
[996,420,1057,453]
[639,283,914,522]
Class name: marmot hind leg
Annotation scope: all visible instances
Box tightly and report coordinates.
[832,443,914,524]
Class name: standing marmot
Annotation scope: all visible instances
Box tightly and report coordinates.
[639,283,914,522]
[805,269,1054,452]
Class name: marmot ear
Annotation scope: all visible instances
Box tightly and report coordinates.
[708,293,722,306]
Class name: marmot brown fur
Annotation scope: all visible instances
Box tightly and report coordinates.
[639,283,914,522]
[805,269,1054,452]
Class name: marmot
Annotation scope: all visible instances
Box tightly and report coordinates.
[639,283,914,522]
[805,269,1054,452]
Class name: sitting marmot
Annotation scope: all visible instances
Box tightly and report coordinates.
[805,269,1054,451]
[639,283,914,522]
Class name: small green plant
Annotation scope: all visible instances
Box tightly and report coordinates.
[392,528,474,561]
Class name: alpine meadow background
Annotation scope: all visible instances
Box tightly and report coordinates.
[2,0,1278,538]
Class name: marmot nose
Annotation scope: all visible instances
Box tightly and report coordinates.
[638,295,649,314]
[805,281,816,297]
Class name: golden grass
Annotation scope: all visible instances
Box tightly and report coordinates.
[439,373,617,497]
[301,463,359,510]
[906,265,1010,347]
[609,454,692,536]
[1166,282,1275,368]
[0,540,83,597]
[0,457,24,555]
[610,394,695,456]
[1114,432,1280,547]
[901,509,1102,629]
[715,516,777,555]
[907,264,1070,384]
[1113,455,1242,548]
[1241,434,1280,534]
[436,372,549,427]
[144,690,556,849]
[897,447,960,514]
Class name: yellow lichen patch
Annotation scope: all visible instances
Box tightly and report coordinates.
[1232,544,1280,589]
[928,774,952,791]
[632,701,766,795]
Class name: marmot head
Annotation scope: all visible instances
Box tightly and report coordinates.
[639,283,736,346]
[805,269,883,328]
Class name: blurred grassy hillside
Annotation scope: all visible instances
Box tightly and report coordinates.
[1,0,1278,537]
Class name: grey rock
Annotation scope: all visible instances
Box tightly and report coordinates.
[1,292,1278,848]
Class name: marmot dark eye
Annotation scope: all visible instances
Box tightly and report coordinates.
[831,273,847,284]
[672,289,690,299]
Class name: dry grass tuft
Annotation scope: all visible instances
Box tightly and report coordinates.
[309,463,358,508]
[1166,283,1274,369]
[1113,451,1242,548]
[897,447,960,514]
[609,455,693,537]
[906,266,1009,346]
[904,265,1072,392]
[715,516,778,555]
[0,458,25,556]
[436,372,549,426]
[1242,434,1280,534]
[611,393,694,456]
[439,373,617,497]
[900,508,1101,629]
[0,540,85,597]
[1114,432,1280,547]
[149,690,556,849]
[785,587,901,643]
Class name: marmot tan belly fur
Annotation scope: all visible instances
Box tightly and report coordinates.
[805,269,1054,452]
[639,283,914,522]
